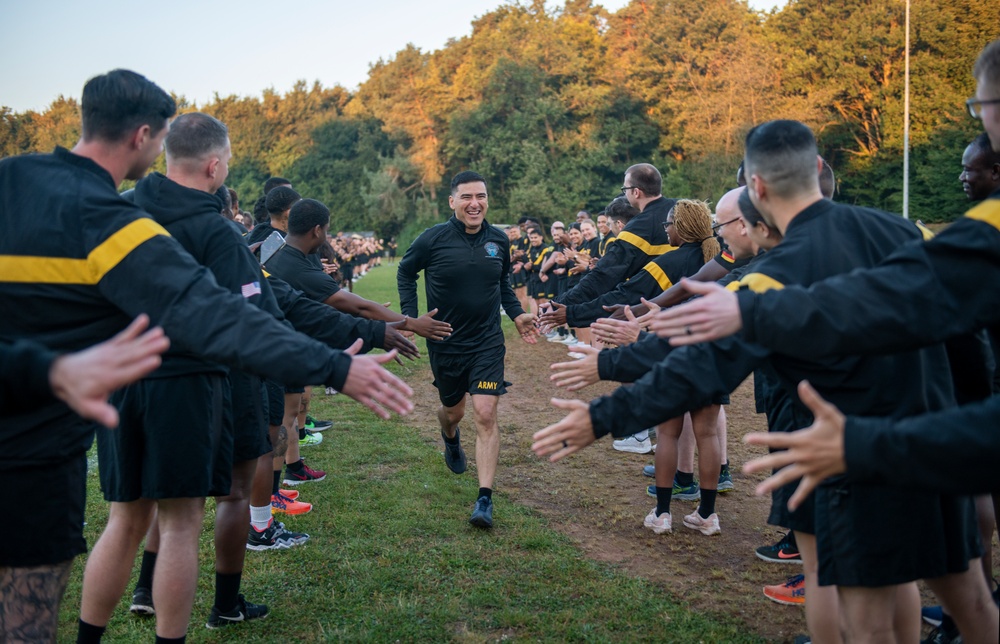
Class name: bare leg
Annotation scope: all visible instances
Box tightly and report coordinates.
[0,561,73,643]
[80,499,156,626]
[677,414,695,474]
[215,459,257,574]
[653,419,684,491]
[717,406,728,465]
[837,584,914,644]
[438,397,467,440]
[925,561,1000,644]
[296,388,312,434]
[152,497,207,639]
[575,326,592,346]
[794,531,843,644]
[690,405,721,494]
[470,395,500,489]
[975,495,996,582]
[283,393,302,467]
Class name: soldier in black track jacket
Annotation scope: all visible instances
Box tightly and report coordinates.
[397,171,537,530]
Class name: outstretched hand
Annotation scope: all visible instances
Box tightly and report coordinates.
[405,308,452,341]
[537,302,568,332]
[339,339,414,419]
[742,380,847,510]
[514,313,539,344]
[549,345,601,390]
[49,314,170,428]
[531,398,596,461]
[648,279,742,345]
[384,319,420,362]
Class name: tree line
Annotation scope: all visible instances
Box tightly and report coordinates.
[1,0,992,238]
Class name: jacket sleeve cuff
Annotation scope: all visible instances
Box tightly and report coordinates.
[326,351,352,391]
[736,290,758,342]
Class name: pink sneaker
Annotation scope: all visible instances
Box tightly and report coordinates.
[682,509,721,536]
[643,507,672,534]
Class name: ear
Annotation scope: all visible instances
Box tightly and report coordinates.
[207,156,220,179]
[992,163,1000,181]
[448,194,456,210]
[131,124,152,151]
[749,173,766,202]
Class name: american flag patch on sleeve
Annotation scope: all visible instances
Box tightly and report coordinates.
[241,281,262,298]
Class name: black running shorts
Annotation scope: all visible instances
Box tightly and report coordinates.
[765,394,815,534]
[264,379,284,426]
[0,455,86,566]
[815,480,980,587]
[229,371,272,462]
[99,374,233,501]
[429,344,509,408]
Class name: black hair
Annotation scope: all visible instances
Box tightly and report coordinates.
[265,186,301,216]
[450,170,487,193]
[288,199,331,235]
[264,177,291,194]
[605,195,638,224]
[971,132,1000,165]
[252,196,269,224]
[744,120,818,199]
[738,188,766,228]
[164,112,228,160]
[217,185,233,218]
[624,163,662,196]
[81,69,176,142]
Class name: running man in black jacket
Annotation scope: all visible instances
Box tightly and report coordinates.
[398,171,537,528]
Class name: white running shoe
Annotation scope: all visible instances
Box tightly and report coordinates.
[643,507,672,534]
[682,509,721,536]
[612,430,652,454]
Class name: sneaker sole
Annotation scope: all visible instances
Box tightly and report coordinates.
[762,591,804,606]
[718,482,735,492]
[469,517,493,528]
[682,519,721,536]
[755,551,803,565]
[246,541,292,551]
[206,613,269,629]
[271,506,312,515]
[129,604,155,617]
[643,518,672,534]
[282,475,326,485]
[613,445,652,454]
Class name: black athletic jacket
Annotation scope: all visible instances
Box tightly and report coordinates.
[588,199,955,440]
[0,148,351,465]
[566,242,705,327]
[0,339,57,415]
[557,197,677,305]
[397,216,525,354]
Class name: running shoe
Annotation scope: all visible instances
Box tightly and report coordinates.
[246,522,292,551]
[129,587,155,617]
[283,462,327,485]
[469,496,494,529]
[298,429,323,446]
[755,531,802,564]
[325,387,338,395]
[206,594,269,629]
[271,492,312,515]
[718,464,734,492]
[642,464,655,478]
[568,351,587,360]
[558,335,578,345]
[682,509,721,536]
[643,507,672,534]
[612,432,652,454]
[920,623,962,644]
[647,480,702,501]
[442,427,467,474]
[763,574,806,605]
[545,331,562,342]
[304,415,332,432]
[278,488,299,500]
[921,605,943,627]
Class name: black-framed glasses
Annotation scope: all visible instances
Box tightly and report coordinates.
[620,185,637,195]
[967,97,1000,119]
[712,217,741,231]
[662,219,675,231]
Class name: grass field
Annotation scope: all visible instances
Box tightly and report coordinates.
[57,262,761,643]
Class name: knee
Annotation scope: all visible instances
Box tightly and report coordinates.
[472,406,497,431]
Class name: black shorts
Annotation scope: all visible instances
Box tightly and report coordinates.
[527,276,548,300]
[99,374,233,501]
[510,270,526,289]
[815,480,979,587]
[264,379,284,426]
[0,455,86,566]
[765,395,815,534]
[429,344,509,408]
[229,371,272,461]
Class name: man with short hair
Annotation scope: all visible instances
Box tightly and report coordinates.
[0,70,415,643]
[398,171,538,528]
[596,212,615,256]
[246,185,300,247]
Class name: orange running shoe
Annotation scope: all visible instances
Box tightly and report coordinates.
[271,492,312,515]
[278,489,299,500]
[763,574,806,605]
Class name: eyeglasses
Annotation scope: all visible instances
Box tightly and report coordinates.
[662,219,675,231]
[712,217,741,231]
[620,186,637,195]
[966,97,1000,119]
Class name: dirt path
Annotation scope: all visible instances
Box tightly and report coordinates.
[402,333,810,642]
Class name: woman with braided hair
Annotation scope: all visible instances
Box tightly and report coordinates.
[669,199,721,263]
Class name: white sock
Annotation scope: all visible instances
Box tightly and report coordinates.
[250,505,272,531]
[634,429,649,441]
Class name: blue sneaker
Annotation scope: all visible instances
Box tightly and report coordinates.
[642,464,655,478]
[921,605,943,627]
[718,465,734,492]
[469,496,493,529]
[646,480,701,501]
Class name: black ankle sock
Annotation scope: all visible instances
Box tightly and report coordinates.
[478,487,492,500]
[940,613,957,634]
[721,460,730,472]
[136,550,157,590]
[77,619,106,644]
[675,470,694,487]
[214,571,242,613]
[286,459,304,473]
[443,429,459,445]
[655,486,672,516]
[699,489,717,517]
[271,470,281,495]
[154,636,185,643]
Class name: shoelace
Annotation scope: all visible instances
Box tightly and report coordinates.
[784,574,805,587]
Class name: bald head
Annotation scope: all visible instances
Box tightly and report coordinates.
[715,188,753,259]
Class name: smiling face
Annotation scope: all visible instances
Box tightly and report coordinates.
[449,181,488,233]
[580,221,597,241]
[568,228,583,246]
